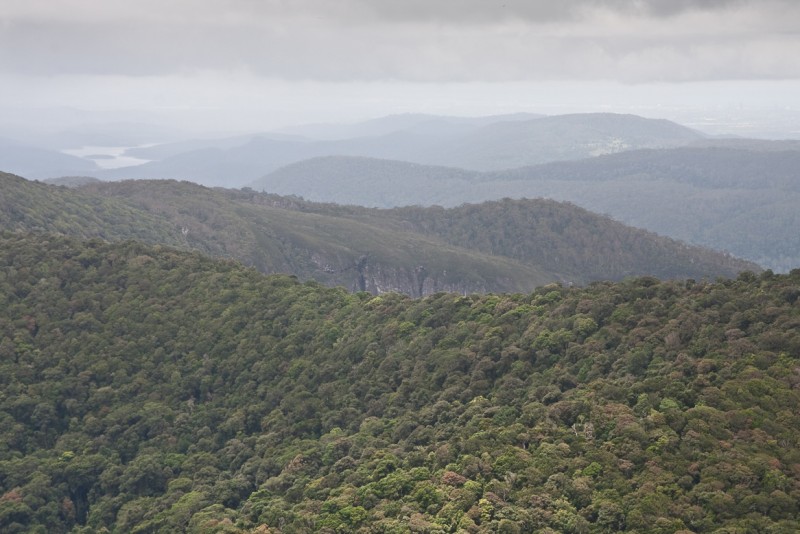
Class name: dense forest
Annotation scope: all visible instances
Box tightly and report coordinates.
[1,232,798,532]
[1,172,757,295]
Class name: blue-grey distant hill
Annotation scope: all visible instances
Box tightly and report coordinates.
[95,113,703,187]
[98,131,444,187]
[417,113,703,170]
[249,156,480,207]
[274,112,545,140]
[249,144,800,272]
[123,132,307,161]
[0,138,99,179]
[118,113,542,171]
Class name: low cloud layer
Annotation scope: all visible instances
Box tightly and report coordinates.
[2,0,799,137]
[2,0,798,83]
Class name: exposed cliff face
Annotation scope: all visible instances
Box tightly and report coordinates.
[357,259,489,297]
[306,250,525,297]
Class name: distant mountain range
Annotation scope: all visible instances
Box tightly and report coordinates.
[250,144,800,272]
[0,111,704,186]
[273,112,546,140]
[2,111,796,272]
[1,172,757,295]
[413,113,703,171]
[78,113,705,187]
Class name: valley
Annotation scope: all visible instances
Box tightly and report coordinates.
[0,110,798,533]
[3,2,800,532]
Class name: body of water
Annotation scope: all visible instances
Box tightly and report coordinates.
[60,145,151,169]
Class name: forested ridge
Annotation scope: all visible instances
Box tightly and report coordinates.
[1,233,799,532]
[0,172,757,295]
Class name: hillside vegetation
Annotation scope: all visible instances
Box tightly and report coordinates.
[0,172,186,246]
[250,156,478,207]
[0,233,798,532]
[380,200,747,285]
[1,173,757,294]
[44,176,101,188]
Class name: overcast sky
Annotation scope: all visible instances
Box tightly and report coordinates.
[1,0,799,136]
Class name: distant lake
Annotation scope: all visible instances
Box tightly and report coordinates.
[61,145,152,170]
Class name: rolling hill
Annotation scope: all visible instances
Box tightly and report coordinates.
[1,172,757,294]
[97,132,440,188]
[414,113,704,171]
[89,113,703,188]
[250,145,800,272]
[251,156,479,207]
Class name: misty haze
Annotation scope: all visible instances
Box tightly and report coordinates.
[1,1,799,532]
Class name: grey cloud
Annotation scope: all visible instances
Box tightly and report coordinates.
[1,0,798,83]
[344,0,748,23]
[0,0,768,25]
[207,0,754,26]
[587,0,746,17]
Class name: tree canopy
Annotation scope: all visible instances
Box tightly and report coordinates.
[1,232,798,532]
